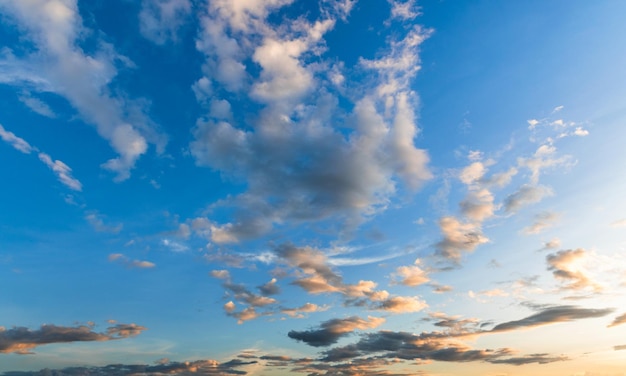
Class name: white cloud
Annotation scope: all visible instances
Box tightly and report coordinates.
[610,219,626,228]
[0,0,165,181]
[1,124,82,191]
[388,0,420,21]
[18,91,56,118]
[0,123,34,154]
[139,0,191,45]
[38,152,82,191]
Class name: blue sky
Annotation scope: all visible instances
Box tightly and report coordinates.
[1,0,626,375]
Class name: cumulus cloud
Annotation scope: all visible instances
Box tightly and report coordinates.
[281,303,328,318]
[0,0,165,181]
[139,0,192,45]
[288,316,385,347]
[434,216,488,263]
[190,4,432,242]
[0,322,146,354]
[108,253,155,269]
[546,249,602,292]
[392,261,429,286]
[517,144,572,185]
[459,188,495,222]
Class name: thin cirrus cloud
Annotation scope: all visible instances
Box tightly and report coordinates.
[0,124,82,191]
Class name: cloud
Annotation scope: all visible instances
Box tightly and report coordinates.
[491,305,613,332]
[434,216,488,263]
[281,303,328,318]
[85,212,123,233]
[258,278,280,296]
[375,296,427,313]
[546,249,602,292]
[0,124,82,191]
[37,152,82,191]
[318,330,565,366]
[0,124,34,154]
[542,237,561,250]
[139,0,192,45]
[392,261,429,286]
[608,312,626,328]
[0,0,165,181]
[388,0,420,21]
[0,322,146,354]
[610,219,626,228]
[503,184,553,213]
[191,6,432,242]
[523,211,559,234]
[108,253,155,269]
[17,91,56,118]
[0,358,255,375]
[517,144,572,185]
[288,316,385,347]
[459,188,495,222]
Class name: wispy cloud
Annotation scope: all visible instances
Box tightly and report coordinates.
[108,253,155,269]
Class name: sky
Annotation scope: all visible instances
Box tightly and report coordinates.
[1,0,626,375]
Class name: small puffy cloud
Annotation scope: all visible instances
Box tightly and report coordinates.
[0,322,146,354]
[375,296,427,313]
[573,127,589,136]
[139,0,192,45]
[608,312,626,328]
[388,0,420,21]
[546,249,602,292]
[258,278,280,296]
[504,184,553,213]
[161,238,188,252]
[288,316,385,347]
[435,216,488,263]
[459,188,495,222]
[491,305,613,332]
[392,261,429,286]
[542,237,561,250]
[459,162,486,186]
[523,211,560,234]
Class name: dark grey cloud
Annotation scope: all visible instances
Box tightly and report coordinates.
[288,316,384,347]
[491,305,613,332]
[1,358,254,376]
[0,323,146,354]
